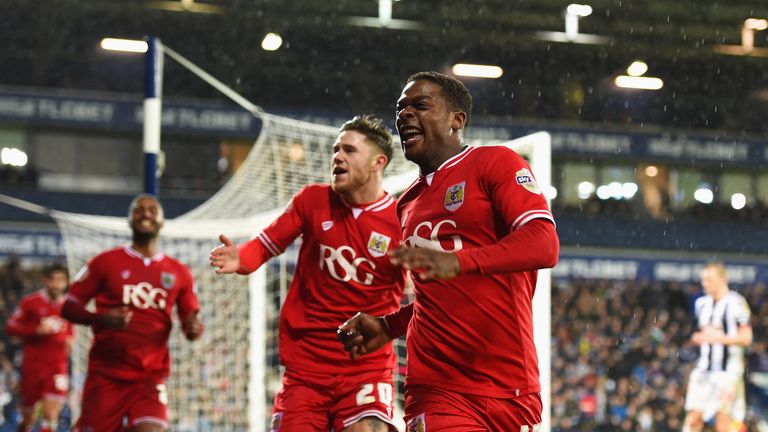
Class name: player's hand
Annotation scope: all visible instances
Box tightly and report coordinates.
[691,331,706,345]
[210,234,240,274]
[693,326,725,345]
[36,318,59,335]
[337,312,393,360]
[99,306,132,329]
[182,313,204,341]
[389,246,461,281]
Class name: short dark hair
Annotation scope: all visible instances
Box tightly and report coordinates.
[407,71,473,126]
[340,115,394,168]
[128,193,164,219]
[42,262,68,278]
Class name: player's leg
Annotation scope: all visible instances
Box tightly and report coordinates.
[270,369,333,431]
[713,375,747,432]
[341,417,390,432]
[16,405,37,432]
[682,410,705,432]
[39,372,69,432]
[126,380,169,432]
[683,369,709,432]
[332,369,398,432]
[17,372,42,432]
[713,412,736,432]
[485,393,543,432]
[39,397,65,432]
[131,423,166,432]
[403,385,486,432]
[74,374,130,432]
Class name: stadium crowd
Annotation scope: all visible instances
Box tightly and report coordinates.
[0,255,766,430]
[551,277,768,431]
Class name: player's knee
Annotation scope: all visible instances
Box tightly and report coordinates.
[713,414,737,432]
[341,416,390,432]
[683,412,704,431]
[131,424,167,432]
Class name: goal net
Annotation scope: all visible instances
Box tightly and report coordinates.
[52,117,551,431]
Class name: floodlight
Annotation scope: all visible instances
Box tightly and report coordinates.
[614,75,664,90]
[100,38,148,53]
[565,4,593,41]
[451,64,503,79]
[566,4,593,17]
[626,61,648,77]
[261,33,283,51]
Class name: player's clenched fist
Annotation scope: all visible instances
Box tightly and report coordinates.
[388,246,461,281]
[99,306,132,330]
[337,312,393,360]
[182,313,204,341]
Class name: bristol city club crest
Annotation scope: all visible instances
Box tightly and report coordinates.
[269,412,282,431]
[443,181,465,211]
[407,414,426,432]
[367,231,391,258]
[161,272,176,289]
[516,168,542,194]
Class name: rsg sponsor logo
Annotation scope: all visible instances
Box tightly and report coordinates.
[319,244,375,285]
[122,282,168,309]
[404,219,463,252]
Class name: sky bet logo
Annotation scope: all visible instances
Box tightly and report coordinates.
[122,282,168,309]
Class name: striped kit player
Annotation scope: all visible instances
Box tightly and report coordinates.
[683,262,753,432]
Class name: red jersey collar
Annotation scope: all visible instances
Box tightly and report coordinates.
[342,192,395,219]
[423,146,476,186]
[124,245,165,263]
[40,290,65,305]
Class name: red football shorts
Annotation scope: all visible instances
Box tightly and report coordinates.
[404,385,542,432]
[20,369,68,408]
[74,374,169,432]
[270,368,397,432]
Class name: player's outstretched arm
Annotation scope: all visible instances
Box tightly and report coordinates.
[337,312,393,360]
[209,234,240,274]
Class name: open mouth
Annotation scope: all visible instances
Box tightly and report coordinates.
[136,219,156,229]
[332,166,348,179]
[399,126,423,146]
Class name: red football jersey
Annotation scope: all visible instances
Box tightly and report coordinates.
[67,246,200,381]
[397,146,555,398]
[238,184,405,375]
[6,290,72,377]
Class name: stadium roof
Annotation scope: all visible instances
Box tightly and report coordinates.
[3,0,768,133]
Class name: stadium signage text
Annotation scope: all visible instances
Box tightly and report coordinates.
[2,86,767,165]
[555,255,765,285]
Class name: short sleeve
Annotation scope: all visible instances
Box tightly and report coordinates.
[238,186,310,272]
[67,257,104,305]
[483,147,554,231]
[733,295,751,326]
